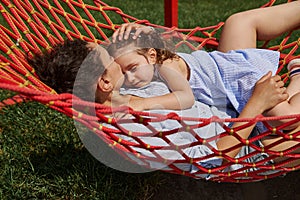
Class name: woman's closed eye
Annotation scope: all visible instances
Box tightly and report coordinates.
[129,66,138,73]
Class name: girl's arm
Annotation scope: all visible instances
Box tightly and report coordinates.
[217,72,288,159]
[113,84,194,111]
[128,60,194,111]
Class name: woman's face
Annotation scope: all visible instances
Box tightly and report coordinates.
[114,51,155,88]
[90,43,125,91]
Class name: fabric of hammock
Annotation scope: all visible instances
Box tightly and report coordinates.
[0,0,299,183]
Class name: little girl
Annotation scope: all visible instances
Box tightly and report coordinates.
[108,1,300,130]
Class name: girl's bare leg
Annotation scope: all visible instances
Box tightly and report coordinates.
[266,86,300,130]
[218,1,300,52]
[262,128,300,168]
[264,74,300,129]
[217,1,300,129]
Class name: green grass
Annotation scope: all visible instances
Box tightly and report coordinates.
[0,101,163,199]
[0,0,297,199]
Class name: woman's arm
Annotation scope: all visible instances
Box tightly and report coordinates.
[217,72,288,159]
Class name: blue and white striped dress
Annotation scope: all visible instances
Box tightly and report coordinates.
[177,48,280,114]
[119,81,275,178]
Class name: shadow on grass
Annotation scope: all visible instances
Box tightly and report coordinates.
[0,101,164,200]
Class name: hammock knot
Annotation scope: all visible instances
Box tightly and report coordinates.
[10,44,17,50]
[218,151,223,156]
[138,116,144,123]
[117,137,122,143]
[23,30,30,35]
[0,62,9,67]
[6,49,12,55]
[280,151,284,157]
[79,34,84,40]
[26,18,33,25]
[48,101,55,106]
[24,72,31,77]
[79,17,84,24]
[111,24,116,31]
[107,117,113,124]
[7,4,15,9]
[50,89,57,94]
[159,131,163,137]
[127,131,132,136]
[30,9,35,15]
[245,139,250,146]
[229,128,234,135]
[185,125,191,132]
[19,80,30,88]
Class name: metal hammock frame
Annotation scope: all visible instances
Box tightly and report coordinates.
[0,0,299,183]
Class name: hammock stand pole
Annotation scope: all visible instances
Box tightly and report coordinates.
[164,0,178,27]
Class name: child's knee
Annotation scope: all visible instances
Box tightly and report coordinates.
[218,12,257,51]
[224,12,254,29]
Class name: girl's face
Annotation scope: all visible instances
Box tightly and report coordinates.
[115,51,155,88]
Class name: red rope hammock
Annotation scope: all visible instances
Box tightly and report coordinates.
[0,0,299,183]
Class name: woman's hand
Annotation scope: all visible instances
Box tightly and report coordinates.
[249,71,288,113]
[111,92,145,111]
[112,23,154,43]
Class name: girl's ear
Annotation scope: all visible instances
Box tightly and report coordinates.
[97,76,113,92]
[147,48,157,64]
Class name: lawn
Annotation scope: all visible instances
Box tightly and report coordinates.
[0,0,298,199]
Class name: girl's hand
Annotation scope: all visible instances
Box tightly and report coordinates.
[218,72,288,158]
[112,23,154,43]
[250,71,288,113]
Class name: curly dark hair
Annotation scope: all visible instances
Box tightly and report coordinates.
[107,30,178,64]
[28,39,106,101]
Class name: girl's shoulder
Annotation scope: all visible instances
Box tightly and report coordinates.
[158,58,189,79]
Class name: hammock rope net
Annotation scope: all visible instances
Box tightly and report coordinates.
[0,0,299,183]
